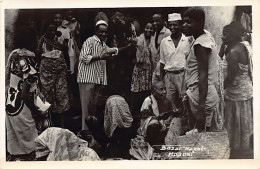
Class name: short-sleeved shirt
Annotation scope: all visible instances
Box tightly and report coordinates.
[160,34,191,71]
[185,33,218,88]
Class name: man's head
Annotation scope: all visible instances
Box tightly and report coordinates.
[152,81,166,101]
[95,20,108,42]
[168,13,182,36]
[152,14,164,32]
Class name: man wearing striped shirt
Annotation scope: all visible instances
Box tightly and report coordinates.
[77,20,118,130]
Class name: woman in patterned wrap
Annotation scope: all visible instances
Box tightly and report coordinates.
[5,26,39,161]
[37,21,72,128]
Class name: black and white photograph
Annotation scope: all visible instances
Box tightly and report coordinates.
[1,0,260,168]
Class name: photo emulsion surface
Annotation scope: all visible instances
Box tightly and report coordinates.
[4,6,253,161]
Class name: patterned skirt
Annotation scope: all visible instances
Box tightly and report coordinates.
[40,57,71,113]
[131,65,152,92]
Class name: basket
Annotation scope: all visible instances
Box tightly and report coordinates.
[174,130,230,159]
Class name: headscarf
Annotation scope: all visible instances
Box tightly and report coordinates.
[104,95,133,138]
[5,48,35,93]
[35,127,100,161]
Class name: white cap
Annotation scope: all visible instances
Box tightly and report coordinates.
[95,20,108,27]
[168,13,182,22]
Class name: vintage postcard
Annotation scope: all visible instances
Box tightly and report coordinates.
[0,0,259,168]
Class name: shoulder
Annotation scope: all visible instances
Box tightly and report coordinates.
[84,36,96,44]
[143,96,152,104]
[230,43,246,55]
[194,33,214,49]
[164,28,171,37]
[161,36,170,45]
[227,43,247,61]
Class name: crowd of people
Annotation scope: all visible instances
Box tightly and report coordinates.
[5,7,253,161]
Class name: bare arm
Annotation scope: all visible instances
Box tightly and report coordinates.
[194,44,210,118]
[160,63,165,81]
[180,69,186,99]
[224,47,240,89]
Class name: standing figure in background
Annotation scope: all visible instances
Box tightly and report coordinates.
[37,21,72,128]
[53,13,71,71]
[222,22,253,159]
[106,12,137,99]
[64,10,81,75]
[130,22,154,132]
[182,8,220,131]
[150,13,171,72]
[160,13,191,109]
[63,10,82,107]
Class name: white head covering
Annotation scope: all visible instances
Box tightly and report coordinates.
[95,20,108,27]
[104,95,133,138]
[168,13,182,22]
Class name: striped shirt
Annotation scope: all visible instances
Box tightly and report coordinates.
[77,35,110,85]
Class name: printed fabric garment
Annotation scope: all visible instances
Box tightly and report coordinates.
[129,136,154,160]
[35,127,100,161]
[131,33,152,92]
[5,48,38,155]
[38,35,71,113]
[224,42,253,157]
[104,95,133,138]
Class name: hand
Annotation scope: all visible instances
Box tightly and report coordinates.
[129,37,138,47]
[107,48,117,55]
[179,90,186,99]
[100,52,113,60]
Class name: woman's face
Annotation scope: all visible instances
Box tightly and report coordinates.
[54,14,63,26]
[96,24,108,42]
[46,24,57,40]
[144,23,154,38]
[222,28,232,45]
[182,16,199,37]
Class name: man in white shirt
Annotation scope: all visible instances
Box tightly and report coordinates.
[160,13,191,109]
